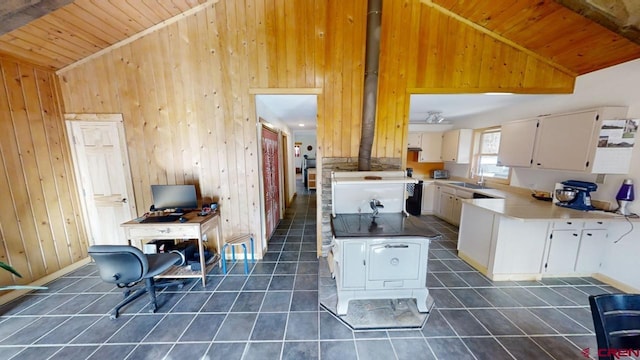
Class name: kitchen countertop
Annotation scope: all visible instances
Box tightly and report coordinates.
[331,213,442,238]
[434,180,633,221]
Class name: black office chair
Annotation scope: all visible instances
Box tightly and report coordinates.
[88,245,184,319]
[589,293,640,360]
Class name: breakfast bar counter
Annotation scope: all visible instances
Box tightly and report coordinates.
[457,191,637,282]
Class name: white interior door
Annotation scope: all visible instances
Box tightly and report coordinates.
[66,115,136,246]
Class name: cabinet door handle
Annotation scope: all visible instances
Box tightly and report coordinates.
[573,233,578,237]
[384,244,409,248]
[586,233,592,236]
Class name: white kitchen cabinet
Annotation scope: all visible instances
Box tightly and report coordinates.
[457,204,496,270]
[458,207,549,280]
[534,110,598,172]
[543,220,608,275]
[436,186,455,223]
[441,129,472,163]
[497,118,538,167]
[434,185,472,226]
[544,229,581,274]
[407,133,422,148]
[421,182,435,214]
[532,107,628,172]
[451,190,473,226]
[437,191,454,222]
[575,229,607,274]
[418,132,443,162]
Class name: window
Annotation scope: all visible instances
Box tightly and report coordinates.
[471,127,510,182]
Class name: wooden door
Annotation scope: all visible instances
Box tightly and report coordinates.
[262,125,280,239]
[67,116,136,245]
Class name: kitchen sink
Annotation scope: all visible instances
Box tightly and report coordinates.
[448,182,491,190]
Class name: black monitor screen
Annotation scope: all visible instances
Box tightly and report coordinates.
[151,185,198,211]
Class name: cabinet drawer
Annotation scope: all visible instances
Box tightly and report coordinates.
[127,225,200,239]
[552,221,579,230]
[582,220,607,229]
[441,186,456,195]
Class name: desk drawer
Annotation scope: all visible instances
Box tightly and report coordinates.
[127,225,200,239]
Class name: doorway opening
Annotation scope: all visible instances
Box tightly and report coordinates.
[254,94,318,245]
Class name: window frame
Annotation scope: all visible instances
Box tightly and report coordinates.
[470,126,511,185]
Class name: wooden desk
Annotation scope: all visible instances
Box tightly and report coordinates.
[121,211,222,286]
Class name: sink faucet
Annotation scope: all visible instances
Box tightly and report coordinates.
[370,199,384,217]
[477,168,485,186]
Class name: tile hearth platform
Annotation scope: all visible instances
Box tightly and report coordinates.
[319,258,434,330]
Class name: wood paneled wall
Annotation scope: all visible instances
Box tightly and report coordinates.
[0,57,87,286]
[58,1,328,246]
[51,0,578,260]
[374,0,575,159]
[317,0,366,158]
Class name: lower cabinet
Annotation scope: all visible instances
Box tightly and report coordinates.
[543,221,607,276]
[459,208,610,280]
[575,229,607,273]
[437,188,455,222]
[458,205,548,280]
[421,182,435,214]
[434,185,471,226]
[544,230,580,274]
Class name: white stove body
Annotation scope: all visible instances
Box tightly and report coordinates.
[330,171,432,316]
[331,236,430,315]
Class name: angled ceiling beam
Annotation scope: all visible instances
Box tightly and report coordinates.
[0,0,74,35]
[554,0,640,45]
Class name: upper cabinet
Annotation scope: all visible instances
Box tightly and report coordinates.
[499,107,631,174]
[419,132,443,162]
[533,110,599,172]
[497,118,538,167]
[441,129,473,163]
[533,107,629,173]
[407,133,422,149]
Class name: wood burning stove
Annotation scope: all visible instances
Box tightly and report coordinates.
[329,171,441,315]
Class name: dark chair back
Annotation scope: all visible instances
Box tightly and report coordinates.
[589,293,640,359]
[88,245,149,285]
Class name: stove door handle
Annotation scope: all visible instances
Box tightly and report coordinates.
[384,244,409,248]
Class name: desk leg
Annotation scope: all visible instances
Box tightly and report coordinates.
[197,233,206,287]
[215,216,223,269]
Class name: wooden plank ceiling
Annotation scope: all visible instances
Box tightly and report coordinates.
[0,0,639,75]
[428,0,640,75]
[0,0,210,70]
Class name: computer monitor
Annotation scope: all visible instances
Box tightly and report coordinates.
[151,185,198,211]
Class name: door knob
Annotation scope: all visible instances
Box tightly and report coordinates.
[121,198,127,203]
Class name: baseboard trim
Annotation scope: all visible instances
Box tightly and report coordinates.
[592,273,640,294]
[457,252,489,276]
[0,257,91,306]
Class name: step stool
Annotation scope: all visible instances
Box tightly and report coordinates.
[221,234,255,274]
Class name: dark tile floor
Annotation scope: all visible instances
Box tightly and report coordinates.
[0,177,619,359]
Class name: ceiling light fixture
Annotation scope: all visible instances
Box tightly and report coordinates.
[425,111,445,124]
[298,124,305,127]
